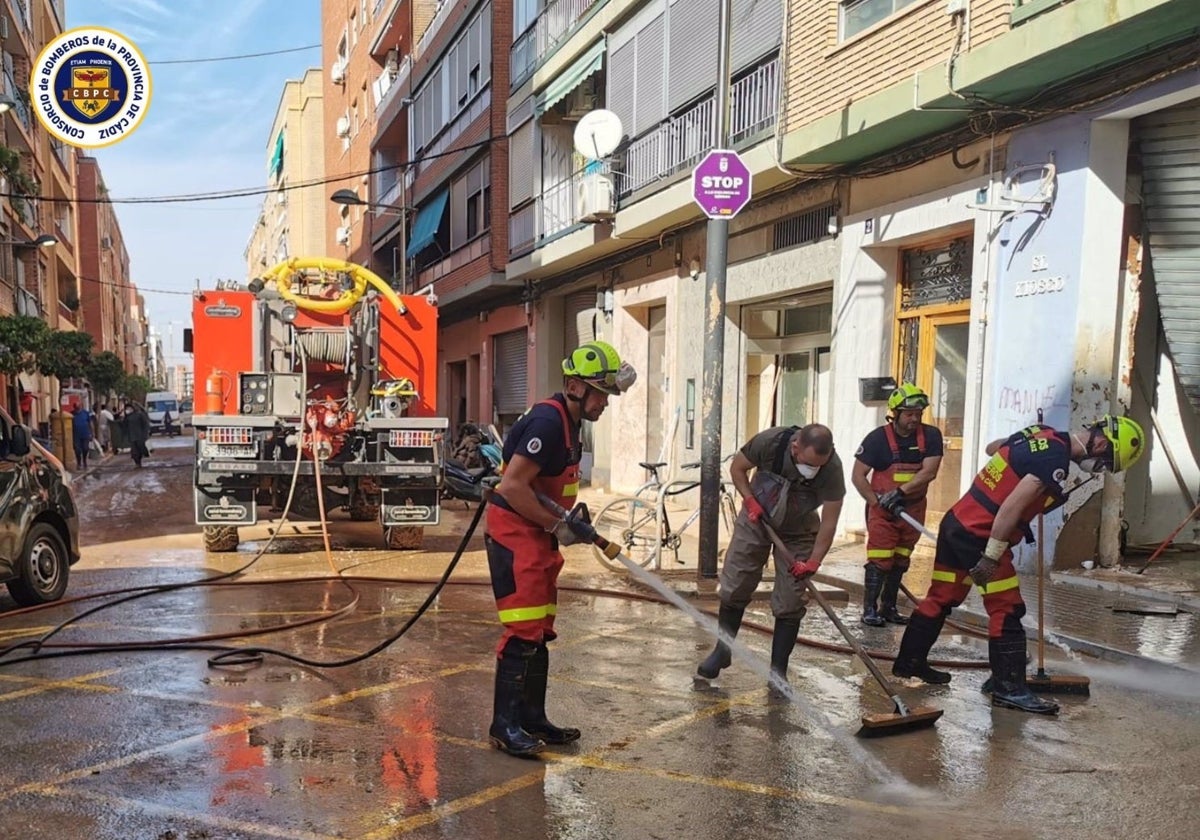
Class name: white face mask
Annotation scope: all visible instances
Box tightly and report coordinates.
[1073,433,1109,474]
[795,460,821,480]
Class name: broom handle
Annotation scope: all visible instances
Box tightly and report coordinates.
[1037,512,1046,673]
[759,520,910,715]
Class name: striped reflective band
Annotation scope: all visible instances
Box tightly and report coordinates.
[497,603,557,624]
[977,576,1020,596]
[893,473,916,483]
[563,482,579,497]
[930,569,962,584]
[894,546,912,557]
[867,549,895,559]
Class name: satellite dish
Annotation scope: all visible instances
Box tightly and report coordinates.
[573,109,624,161]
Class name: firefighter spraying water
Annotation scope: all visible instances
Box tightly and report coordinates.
[189,258,447,552]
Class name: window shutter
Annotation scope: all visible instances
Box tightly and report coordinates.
[730,0,782,73]
[509,120,535,206]
[493,329,529,415]
[607,41,636,141]
[667,0,719,111]
[633,15,666,136]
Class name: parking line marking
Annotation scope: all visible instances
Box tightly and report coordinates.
[359,770,546,838]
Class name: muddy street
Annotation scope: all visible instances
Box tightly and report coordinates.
[0,438,1195,839]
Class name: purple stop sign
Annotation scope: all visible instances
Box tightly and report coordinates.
[692,149,752,219]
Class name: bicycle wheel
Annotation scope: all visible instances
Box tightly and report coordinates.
[591,497,659,571]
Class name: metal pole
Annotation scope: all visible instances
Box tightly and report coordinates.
[698,0,733,580]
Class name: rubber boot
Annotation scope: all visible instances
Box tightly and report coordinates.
[879,567,909,625]
[489,639,546,757]
[989,636,1059,715]
[860,564,886,627]
[697,603,745,680]
[768,617,803,698]
[522,644,580,745]
[891,612,952,684]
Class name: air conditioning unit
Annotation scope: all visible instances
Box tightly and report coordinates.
[335,225,351,245]
[564,78,599,120]
[335,115,351,138]
[575,173,615,223]
[386,48,399,73]
[331,57,347,85]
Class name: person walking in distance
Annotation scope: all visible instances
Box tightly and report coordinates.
[891,415,1145,714]
[97,403,115,454]
[696,424,845,696]
[851,383,943,627]
[122,403,152,468]
[72,404,95,470]
[484,341,637,757]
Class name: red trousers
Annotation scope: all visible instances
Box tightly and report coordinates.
[485,505,563,655]
[914,515,1027,639]
[865,497,926,572]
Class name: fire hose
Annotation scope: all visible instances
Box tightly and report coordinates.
[264,256,407,315]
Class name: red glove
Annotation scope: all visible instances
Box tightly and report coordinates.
[744,496,766,523]
[788,558,820,580]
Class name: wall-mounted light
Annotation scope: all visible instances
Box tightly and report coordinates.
[689,258,701,280]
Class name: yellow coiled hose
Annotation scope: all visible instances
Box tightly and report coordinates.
[263,257,407,315]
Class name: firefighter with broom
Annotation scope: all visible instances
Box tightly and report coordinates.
[891,415,1145,714]
[851,383,943,627]
[695,424,845,696]
[484,341,637,757]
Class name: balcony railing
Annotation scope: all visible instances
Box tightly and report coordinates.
[374,55,412,115]
[511,0,601,88]
[510,161,613,252]
[616,56,779,198]
[414,0,455,62]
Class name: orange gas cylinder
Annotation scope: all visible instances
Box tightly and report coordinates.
[206,371,226,414]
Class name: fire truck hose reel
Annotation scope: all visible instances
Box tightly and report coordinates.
[265,257,407,315]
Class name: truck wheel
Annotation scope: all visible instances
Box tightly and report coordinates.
[6,523,70,606]
[386,526,424,550]
[204,525,240,553]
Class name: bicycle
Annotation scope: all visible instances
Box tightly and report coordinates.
[590,457,739,572]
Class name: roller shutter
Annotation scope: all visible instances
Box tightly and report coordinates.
[509,119,536,207]
[493,329,529,415]
[563,289,599,353]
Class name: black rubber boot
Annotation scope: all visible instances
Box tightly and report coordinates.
[697,603,745,679]
[891,612,952,684]
[879,567,909,625]
[489,639,545,757]
[990,637,1059,715]
[522,644,580,745]
[768,616,803,698]
[860,564,886,627]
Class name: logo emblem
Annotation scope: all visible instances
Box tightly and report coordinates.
[31,27,152,148]
[526,437,542,455]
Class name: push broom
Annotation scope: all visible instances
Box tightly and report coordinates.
[758,520,943,737]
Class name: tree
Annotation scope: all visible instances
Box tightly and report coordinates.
[86,351,126,398]
[0,315,50,382]
[120,374,152,403]
[38,330,94,385]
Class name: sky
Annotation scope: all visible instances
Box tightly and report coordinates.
[65,0,324,367]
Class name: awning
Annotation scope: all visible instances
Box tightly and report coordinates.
[268,130,284,178]
[405,189,449,259]
[535,39,605,116]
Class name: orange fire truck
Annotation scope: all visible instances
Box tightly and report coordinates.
[188,258,446,552]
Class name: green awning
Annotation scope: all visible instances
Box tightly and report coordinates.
[269,130,284,177]
[535,39,605,116]
[406,189,449,259]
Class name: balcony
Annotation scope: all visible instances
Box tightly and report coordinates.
[374,54,411,116]
[511,0,601,89]
[616,55,779,198]
[414,0,455,62]
[510,161,613,253]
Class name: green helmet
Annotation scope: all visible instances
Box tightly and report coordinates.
[561,341,636,396]
[887,382,929,413]
[1094,415,1146,473]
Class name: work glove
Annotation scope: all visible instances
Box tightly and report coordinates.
[744,496,766,524]
[788,558,820,580]
[549,503,593,546]
[877,489,906,518]
[968,554,999,586]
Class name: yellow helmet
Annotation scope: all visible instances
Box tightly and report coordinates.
[561,341,637,395]
[887,382,929,413]
[1093,415,1146,473]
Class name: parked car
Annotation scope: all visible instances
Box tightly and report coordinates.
[178,398,193,429]
[0,408,81,606]
[144,390,180,436]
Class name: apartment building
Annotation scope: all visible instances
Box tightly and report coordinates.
[488,0,1199,565]
[245,69,327,277]
[0,0,81,426]
[76,156,137,367]
[323,0,380,266]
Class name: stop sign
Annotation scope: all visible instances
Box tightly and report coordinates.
[692,149,752,219]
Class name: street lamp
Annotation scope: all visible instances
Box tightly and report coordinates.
[330,189,410,293]
[0,234,58,248]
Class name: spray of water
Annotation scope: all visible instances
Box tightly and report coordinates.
[614,552,925,793]
[1042,631,1200,701]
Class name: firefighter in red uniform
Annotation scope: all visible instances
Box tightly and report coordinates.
[891,415,1145,714]
[851,383,943,626]
[484,340,636,757]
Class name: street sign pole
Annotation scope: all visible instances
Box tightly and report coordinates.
[698,0,734,580]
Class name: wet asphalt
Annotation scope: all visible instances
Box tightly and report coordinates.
[0,437,1196,839]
